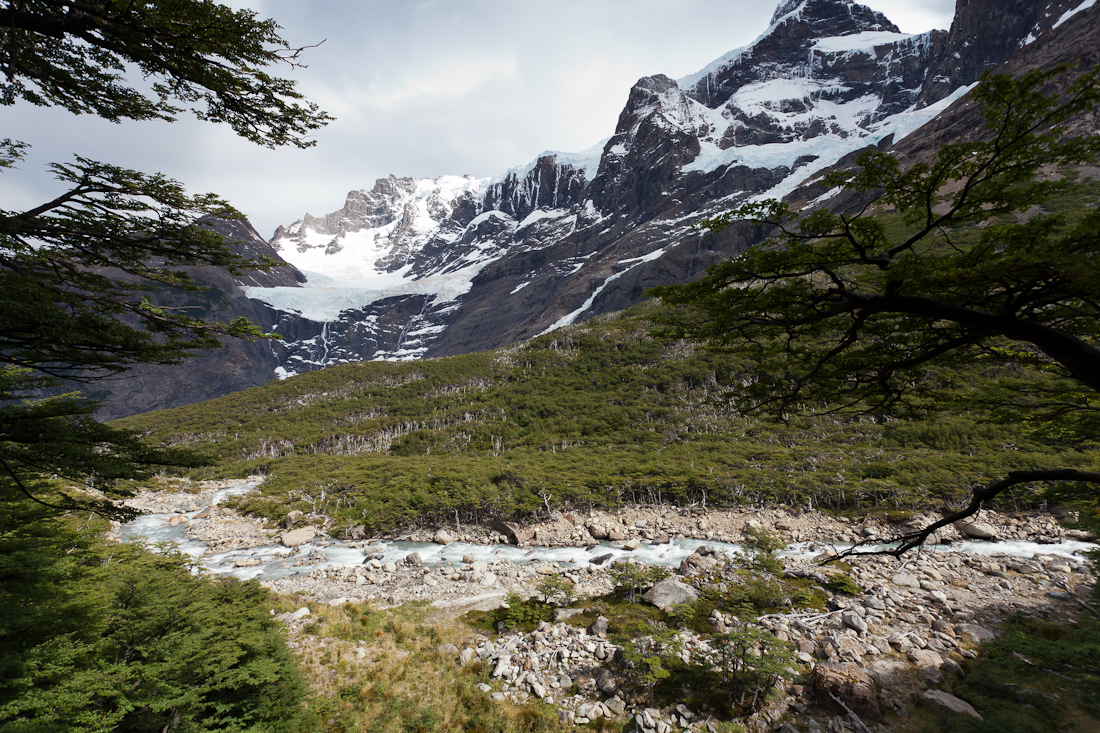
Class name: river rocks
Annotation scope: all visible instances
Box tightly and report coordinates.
[404,552,422,566]
[281,527,318,547]
[434,529,454,544]
[622,538,642,551]
[493,519,535,545]
[955,519,999,540]
[285,510,304,528]
[922,690,983,719]
[811,660,882,722]
[642,577,700,611]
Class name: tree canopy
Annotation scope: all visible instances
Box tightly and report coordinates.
[652,64,1100,554]
[0,0,330,522]
[0,0,331,147]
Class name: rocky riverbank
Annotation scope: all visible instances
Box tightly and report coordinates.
[111,480,1096,732]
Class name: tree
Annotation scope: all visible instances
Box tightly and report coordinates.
[652,64,1100,555]
[0,1,330,522]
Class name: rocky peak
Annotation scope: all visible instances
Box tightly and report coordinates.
[917,0,1082,107]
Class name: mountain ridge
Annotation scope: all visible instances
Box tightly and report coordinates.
[97,0,1094,418]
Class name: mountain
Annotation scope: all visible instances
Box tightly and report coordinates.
[103,0,1096,417]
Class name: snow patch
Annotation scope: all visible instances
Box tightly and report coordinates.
[1054,0,1097,28]
[811,31,914,54]
[489,138,608,186]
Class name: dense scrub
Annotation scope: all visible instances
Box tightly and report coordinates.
[115,302,1100,535]
[0,509,313,732]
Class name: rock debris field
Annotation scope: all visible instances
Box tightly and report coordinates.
[111,480,1096,732]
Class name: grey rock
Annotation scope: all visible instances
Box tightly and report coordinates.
[908,649,943,668]
[596,668,619,697]
[459,647,476,666]
[642,577,700,612]
[589,616,609,637]
[922,689,983,719]
[280,527,317,547]
[891,572,920,588]
[954,519,998,540]
[956,624,995,644]
[285,509,304,528]
[404,552,422,566]
[842,611,869,634]
[437,643,460,657]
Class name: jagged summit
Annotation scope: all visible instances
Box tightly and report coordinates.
[92,0,1099,417]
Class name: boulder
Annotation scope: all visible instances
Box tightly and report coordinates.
[922,690,983,719]
[678,553,706,577]
[956,623,995,644]
[459,648,476,665]
[954,519,998,540]
[596,668,619,697]
[404,552,422,566]
[434,529,454,544]
[280,527,317,547]
[344,524,367,540]
[842,611,869,635]
[492,518,535,545]
[590,553,614,566]
[622,539,642,551]
[811,660,882,722]
[891,572,920,588]
[437,643,460,657]
[587,522,609,540]
[908,649,944,668]
[285,510,304,529]
[642,577,700,612]
[589,616,609,637]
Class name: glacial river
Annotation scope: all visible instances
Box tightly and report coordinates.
[119,482,1097,582]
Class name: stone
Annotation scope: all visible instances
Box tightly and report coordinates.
[404,552,422,566]
[842,611,868,634]
[587,522,609,540]
[290,606,311,620]
[280,527,317,547]
[956,624,995,644]
[908,649,943,668]
[552,608,584,622]
[642,577,700,611]
[285,509,304,528]
[382,561,397,573]
[493,518,535,545]
[434,529,454,544]
[459,648,477,666]
[589,616,609,637]
[345,524,366,540]
[623,538,642,551]
[922,690,983,719]
[596,668,619,697]
[590,553,614,565]
[891,572,920,588]
[480,572,498,587]
[471,560,489,574]
[233,557,260,567]
[462,553,476,564]
[437,643,460,657]
[810,660,882,722]
[606,696,626,716]
[954,520,998,540]
[918,665,944,685]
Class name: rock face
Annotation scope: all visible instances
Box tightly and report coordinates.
[811,660,883,722]
[955,519,999,540]
[91,0,1099,414]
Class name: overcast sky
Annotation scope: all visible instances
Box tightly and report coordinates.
[2,0,956,238]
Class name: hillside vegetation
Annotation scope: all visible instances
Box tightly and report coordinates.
[115,300,1100,536]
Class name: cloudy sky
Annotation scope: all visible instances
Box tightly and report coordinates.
[2,0,955,238]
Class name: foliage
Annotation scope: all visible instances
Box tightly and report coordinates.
[111,301,1100,533]
[690,624,794,716]
[609,560,671,604]
[823,572,863,596]
[0,0,329,522]
[738,525,784,574]
[0,0,331,147]
[912,613,1100,732]
[620,626,680,698]
[535,574,576,607]
[651,65,1100,551]
[0,510,313,731]
[497,592,553,632]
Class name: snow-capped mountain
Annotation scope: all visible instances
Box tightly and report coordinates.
[97,0,1099,417]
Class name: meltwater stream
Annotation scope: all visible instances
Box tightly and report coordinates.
[119,482,1097,583]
